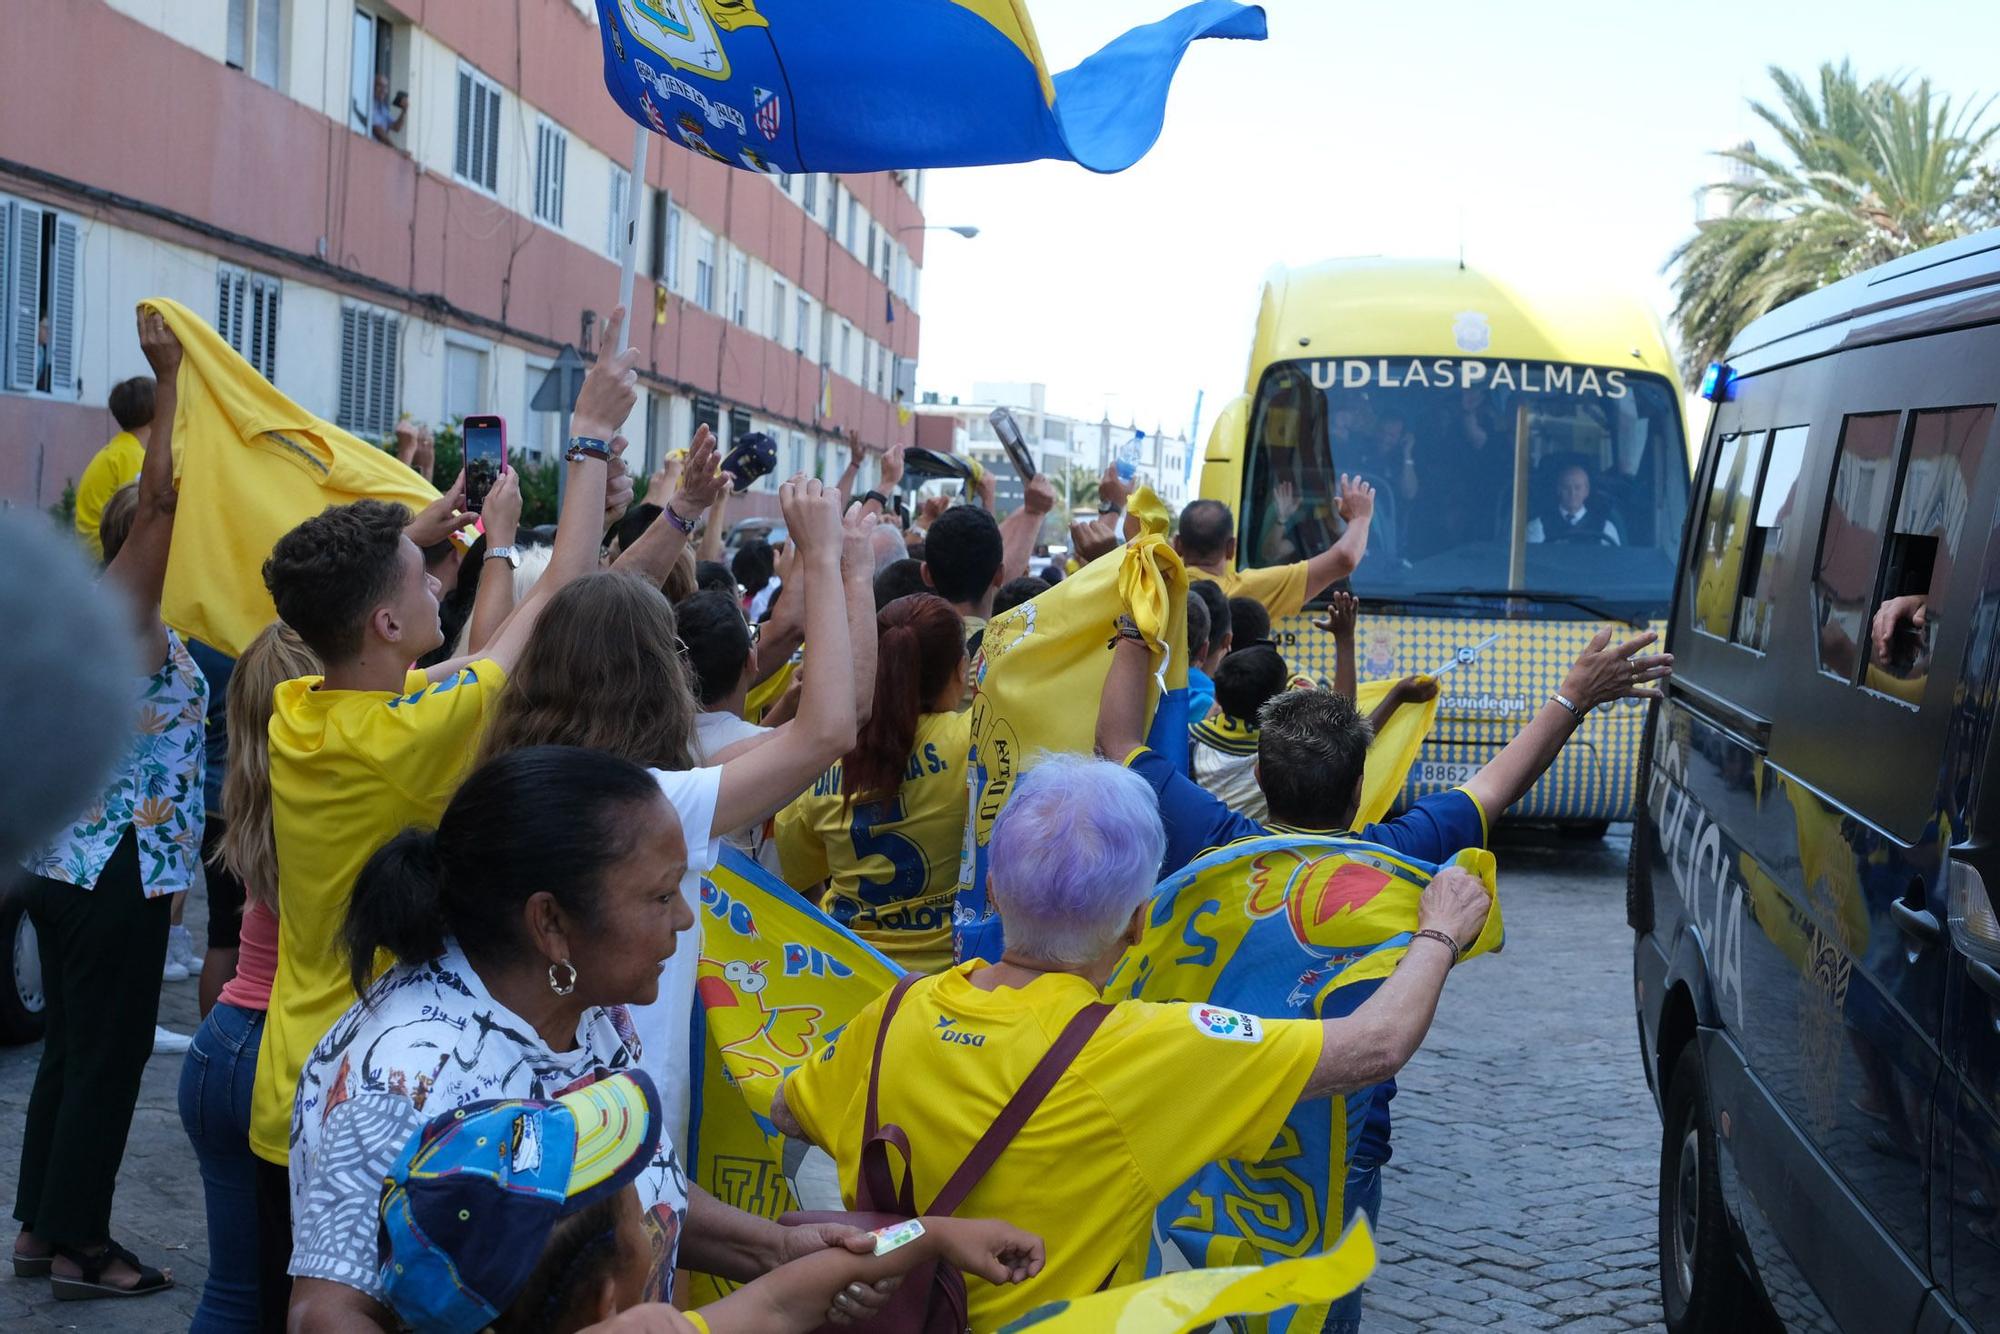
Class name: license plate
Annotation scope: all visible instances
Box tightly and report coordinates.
[1415,761,1480,787]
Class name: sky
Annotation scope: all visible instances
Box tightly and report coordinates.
[913,0,2000,438]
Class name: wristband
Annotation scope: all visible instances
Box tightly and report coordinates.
[1550,692,1584,720]
[663,503,698,536]
[861,489,890,510]
[565,435,612,463]
[1412,928,1462,965]
[870,1219,926,1256]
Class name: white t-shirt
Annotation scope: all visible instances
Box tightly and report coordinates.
[634,765,725,1165]
[694,711,784,875]
[289,941,688,1301]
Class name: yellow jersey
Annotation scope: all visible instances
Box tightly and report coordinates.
[783,963,1324,1330]
[774,711,971,973]
[73,431,145,561]
[250,661,504,1163]
[1189,561,1309,619]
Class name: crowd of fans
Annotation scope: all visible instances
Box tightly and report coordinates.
[9,306,1670,1333]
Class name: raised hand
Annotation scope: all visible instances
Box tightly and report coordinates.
[1274,479,1300,522]
[404,471,468,546]
[877,439,907,494]
[1338,474,1375,524]
[1068,517,1120,566]
[603,435,635,529]
[574,306,641,440]
[1096,461,1130,512]
[841,501,882,577]
[1313,589,1360,640]
[674,425,731,517]
[482,467,522,548]
[138,308,182,383]
[1022,473,1057,516]
[780,475,843,562]
[1560,627,1673,710]
[919,494,950,527]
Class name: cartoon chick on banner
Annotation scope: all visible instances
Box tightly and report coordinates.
[685,849,903,1305]
[1104,835,1502,1332]
[595,0,1267,175]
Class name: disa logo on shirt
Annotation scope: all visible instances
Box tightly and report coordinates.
[935,1015,986,1048]
[1189,1004,1262,1043]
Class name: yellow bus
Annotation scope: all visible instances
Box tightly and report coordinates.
[1201,258,1693,830]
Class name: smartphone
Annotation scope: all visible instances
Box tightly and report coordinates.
[462,415,507,513]
[988,408,1037,482]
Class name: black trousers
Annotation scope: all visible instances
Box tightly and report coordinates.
[255,1156,292,1329]
[13,829,172,1248]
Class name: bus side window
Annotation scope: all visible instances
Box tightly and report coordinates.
[1813,413,1901,682]
[1866,405,1994,691]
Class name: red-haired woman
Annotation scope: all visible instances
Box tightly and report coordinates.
[776,594,969,972]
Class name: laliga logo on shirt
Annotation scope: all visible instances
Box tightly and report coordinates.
[1189,1003,1262,1043]
[935,1016,986,1048]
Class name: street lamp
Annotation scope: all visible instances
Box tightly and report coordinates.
[899,224,980,238]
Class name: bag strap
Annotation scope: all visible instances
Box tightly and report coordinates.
[864,972,923,1141]
[927,1000,1115,1217]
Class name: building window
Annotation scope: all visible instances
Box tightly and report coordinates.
[838,322,851,379]
[770,277,786,343]
[794,294,808,355]
[802,173,818,215]
[847,198,861,255]
[606,166,631,259]
[443,342,485,423]
[729,253,749,326]
[336,303,401,437]
[350,6,397,138]
[215,265,281,381]
[867,223,877,273]
[1,198,79,397]
[228,0,283,87]
[651,195,683,293]
[534,120,567,226]
[694,231,717,311]
[778,172,793,191]
[454,64,502,192]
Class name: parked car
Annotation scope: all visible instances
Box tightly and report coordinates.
[1,879,45,1044]
[1632,227,2000,1332]
[724,516,787,552]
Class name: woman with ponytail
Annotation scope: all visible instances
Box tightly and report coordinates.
[775,593,970,972]
[287,745,886,1333]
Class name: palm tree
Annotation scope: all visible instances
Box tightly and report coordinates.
[1668,62,1999,380]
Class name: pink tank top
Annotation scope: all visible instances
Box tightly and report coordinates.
[218,900,279,1012]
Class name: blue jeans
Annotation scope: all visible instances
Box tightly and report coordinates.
[177,1001,265,1333]
[1325,1164,1384,1334]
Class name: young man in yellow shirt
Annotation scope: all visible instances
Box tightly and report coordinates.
[72,377,156,561]
[1174,476,1376,620]
[248,317,647,1322]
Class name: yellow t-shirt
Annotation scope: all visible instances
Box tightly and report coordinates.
[249,661,505,1163]
[1189,562,1310,620]
[782,964,1324,1330]
[775,711,971,973]
[73,432,146,561]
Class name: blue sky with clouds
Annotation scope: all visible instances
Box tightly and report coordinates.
[914,0,2000,434]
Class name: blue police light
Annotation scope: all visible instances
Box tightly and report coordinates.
[1699,362,1736,403]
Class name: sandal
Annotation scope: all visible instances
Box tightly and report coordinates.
[11,1247,52,1278]
[49,1240,173,1300]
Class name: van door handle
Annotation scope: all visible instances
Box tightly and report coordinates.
[1973,960,2000,1000]
[1664,679,1771,753]
[1891,900,1941,944]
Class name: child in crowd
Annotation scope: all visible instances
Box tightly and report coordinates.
[1191,644,1291,823]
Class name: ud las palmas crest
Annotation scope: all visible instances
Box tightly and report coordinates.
[616,0,767,81]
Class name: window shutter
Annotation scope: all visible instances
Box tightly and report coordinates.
[48,216,78,396]
[251,277,279,380]
[482,86,499,190]
[648,189,666,279]
[367,312,390,435]
[455,70,473,178]
[253,0,281,86]
[227,0,248,68]
[553,132,566,225]
[471,83,490,186]
[338,306,361,429]
[7,203,44,392]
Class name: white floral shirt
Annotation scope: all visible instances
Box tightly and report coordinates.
[24,631,207,897]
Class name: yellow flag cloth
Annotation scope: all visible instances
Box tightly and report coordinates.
[996,1217,1377,1334]
[957,535,1190,959]
[1353,677,1441,826]
[1127,483,1172,538]
[143,297,438,656]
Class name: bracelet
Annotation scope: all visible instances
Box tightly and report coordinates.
[1550,692,1585,720]
[1107,614,1146,650]
[565,435,612,462]
[860,489,890,510]
[663,503,698,536]
[1412,928,1462,965]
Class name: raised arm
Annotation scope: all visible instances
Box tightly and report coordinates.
[998,474,1056,584]
[1315,590,1360,701]
[838,505,881,726]
[711,479,859,834]
[105,308,182,669]
[1461,628,1671,819]
[1366,676,1439,734]
[1094,621,1153,761]
[854,440,904,519]
[1301,867,1491,1099]
[433,308,639,677]
[834,431,867,511]
[462,469,522,654]
[749,541,805,688]
[616,425,725,588]
[1300,475,1374,604]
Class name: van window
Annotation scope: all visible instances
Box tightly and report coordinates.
[1813,413,1900,682]
[1691,431,1766,638]
[1868,405,1993,692]
[1734,425,1808,652]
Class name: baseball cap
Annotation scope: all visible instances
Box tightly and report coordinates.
[378,1070,662,1334]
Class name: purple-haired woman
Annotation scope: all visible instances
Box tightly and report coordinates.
[772,754,1493,1331]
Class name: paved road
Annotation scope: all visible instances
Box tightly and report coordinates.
[0,829,1667,1331]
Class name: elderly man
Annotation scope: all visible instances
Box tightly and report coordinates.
[771,754,1491,1331]
[1527,464,1621,545]
[362,74,407,147]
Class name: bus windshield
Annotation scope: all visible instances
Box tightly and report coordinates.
[1241,357,1690,620]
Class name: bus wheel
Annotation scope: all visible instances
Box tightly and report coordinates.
[1562,821,1611,840]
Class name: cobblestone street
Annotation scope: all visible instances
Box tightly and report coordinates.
[0,829,1665,1331]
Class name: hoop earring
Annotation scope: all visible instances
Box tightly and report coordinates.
[548,959,578,996]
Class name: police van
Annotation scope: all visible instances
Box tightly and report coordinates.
[1632,229,2000,1332]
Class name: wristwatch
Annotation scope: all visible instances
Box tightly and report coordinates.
[1097,504,1122,517]
[565,435,613,463]
[484,545,520,569]
[860,489,890,510]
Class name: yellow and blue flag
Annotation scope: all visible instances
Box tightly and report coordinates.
[1105,834,1502,1330]
[595,0,1267,174]
[685,848,902,1303]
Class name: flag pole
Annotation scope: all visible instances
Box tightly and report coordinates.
[616,123,649,344]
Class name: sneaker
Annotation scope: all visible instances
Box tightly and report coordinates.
[167,925,203,978]
[152,1025,192,1056]
[162,955,189,983]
